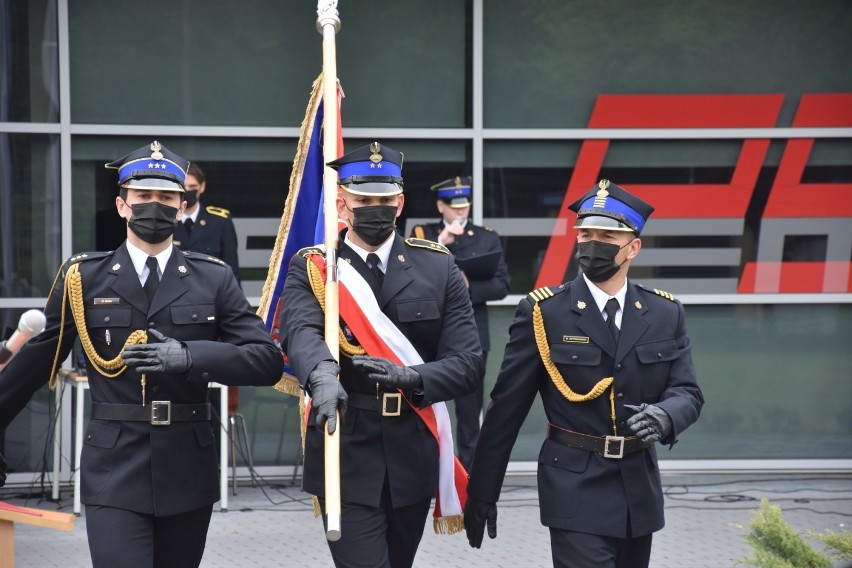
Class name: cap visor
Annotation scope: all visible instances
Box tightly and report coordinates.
[342,182,403,196]
[573,215,635,232]
[122,178,185,192]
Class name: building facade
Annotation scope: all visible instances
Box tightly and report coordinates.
[1,0,850,483]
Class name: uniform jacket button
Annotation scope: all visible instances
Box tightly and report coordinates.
[87,434,92,440]
[616,363,622,370]
[202,372,210,380]
[617,392,623,399]
[192,314,198,321]
[416,311,422,318]
[104,316,110,323]
[553,457,558,463]
[148,322,156,328]
[620,421,626,428]
[571,355,578,361]
[657,353,663,359]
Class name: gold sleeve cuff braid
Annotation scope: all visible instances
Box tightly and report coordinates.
[305,255,365,358]
[48,262,149,390]
[531,300,613,402]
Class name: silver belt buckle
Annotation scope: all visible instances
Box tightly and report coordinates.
[603,435,625,459]
[382,393,402,417]
[150,401,172,425]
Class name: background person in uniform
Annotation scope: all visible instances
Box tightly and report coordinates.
[0,141,282,568]
[280,142,484,568]
[410,176,509,471]
[464,180,704,568]
[173,162,241,283]
[173,161,243,449]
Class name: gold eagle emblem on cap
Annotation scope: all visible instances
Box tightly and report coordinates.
[594,179,610,207]
[370,142,382,164]
[150,140,163,160]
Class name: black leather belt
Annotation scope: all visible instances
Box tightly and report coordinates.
[547,424,651,459]
[91,402,211,425]
[347,391,411,417]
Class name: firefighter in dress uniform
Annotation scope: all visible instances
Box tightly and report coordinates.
[279,142,484,568]
[173,162,241,283]
[0,141,282,568]
[464,180,704,568]
[410,176,510,470]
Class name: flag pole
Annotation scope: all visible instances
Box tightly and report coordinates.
[316,0,342,542]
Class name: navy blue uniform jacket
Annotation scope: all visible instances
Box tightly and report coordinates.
[467,275,703,538]
[174,205,240,282]
[0,243,282,516]
[280,231,484,508]
[410,221,509,352]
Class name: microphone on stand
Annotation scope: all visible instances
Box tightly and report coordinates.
[0,309,47,371]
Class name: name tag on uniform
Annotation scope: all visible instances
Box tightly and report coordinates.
[94,297,120,305]
[563,335,589,344]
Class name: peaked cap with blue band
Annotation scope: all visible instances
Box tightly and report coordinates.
[431,176,472,208]
[105,140,189,192]
[569,179,655,235]
[327,141,404,196]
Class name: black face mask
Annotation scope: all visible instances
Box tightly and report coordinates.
[126,201,179,244]
[575,239,633,283]
[348,204,398,247]
[183,190,199,209]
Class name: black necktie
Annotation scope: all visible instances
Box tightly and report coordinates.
[143,256,160,302]
[604,298,620,343]
[184,218,194,236]
[366,253,384,287]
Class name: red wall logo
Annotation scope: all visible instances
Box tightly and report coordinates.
[536,93,852,293]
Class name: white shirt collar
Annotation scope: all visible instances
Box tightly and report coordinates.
[126,240,173,284]
[344,231,394,273]
[583,273,627,323]
[184,206,200,223]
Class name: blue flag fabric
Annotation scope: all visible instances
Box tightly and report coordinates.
[257,75,331,390]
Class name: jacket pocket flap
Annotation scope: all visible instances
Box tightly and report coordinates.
[84,421,121,449]
[636,339,680,363]
[539,439,591,473]
[549,343,602,366]
[170,303,216,325]
[86,307,132,328]
[396,299,440,323]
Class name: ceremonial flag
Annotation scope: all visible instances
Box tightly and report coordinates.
[257,73,343,395]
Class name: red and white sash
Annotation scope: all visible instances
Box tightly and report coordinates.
[311,253,467,534]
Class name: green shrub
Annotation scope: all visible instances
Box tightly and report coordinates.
[743,498,831,568]
[811,529,852,561]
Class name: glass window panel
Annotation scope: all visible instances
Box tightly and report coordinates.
[0,133,61,297]
[69,0,469,127]
[484,1,852,128]
[0,0,59,122]
[485,303,852,461]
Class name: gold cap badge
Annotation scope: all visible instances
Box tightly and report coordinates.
[369,142,382,164]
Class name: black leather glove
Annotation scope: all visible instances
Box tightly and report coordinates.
[464,496,497,548]
[121,329,192,374]
[625,403,673,443]
[351,355,423,390]
[307,361,347,434]
[0,450,7,488]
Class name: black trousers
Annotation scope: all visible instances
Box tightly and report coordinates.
[549,527,653,568]
[455,351,487,471]
[85,504,214,568]
[320,493,432,568]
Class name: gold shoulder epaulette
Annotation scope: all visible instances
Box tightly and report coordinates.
[405,238,449,254]
[298,245,325,257]
[412,225,426,240]
[484,226,494,232]
[183,250,226,265]
[205,205,231,218]
[652,288,676,301]
[64,251,109,267]
[528,286,557,303]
